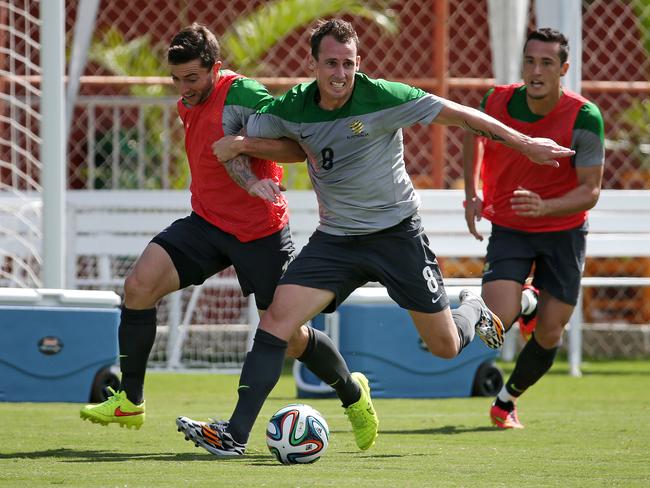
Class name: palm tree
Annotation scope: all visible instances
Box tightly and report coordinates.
[89,0,397,83]
[85,0,399,189]
[218,0,398,187]
[222,0,398,73]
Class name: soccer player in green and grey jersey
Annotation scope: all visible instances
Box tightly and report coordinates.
[249,72,443,235]
[203,19,575,454]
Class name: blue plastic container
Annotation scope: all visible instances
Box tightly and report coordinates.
[0,288,121,402]
[294,286,501,398]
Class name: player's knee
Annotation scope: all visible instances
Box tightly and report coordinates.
[435,343,460,360]
[285,326,309,359]
[259,302,286,328]
[123,272,158,307]
[259,305,302,344]
[534,326,563,348]
[423,335,459,359]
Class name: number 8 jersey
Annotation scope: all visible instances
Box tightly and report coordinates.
[247,73,446,236]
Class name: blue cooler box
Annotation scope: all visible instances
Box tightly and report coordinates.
[0,288,121,402]
[295,286,502,398]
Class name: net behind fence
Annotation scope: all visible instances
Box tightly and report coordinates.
[0,0,42,288]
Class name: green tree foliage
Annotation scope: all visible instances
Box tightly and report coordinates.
[222,0,397,74]
[635,0,650,55]
[615,1,650,170]
[618,99,650,169]
[86,1,398,189]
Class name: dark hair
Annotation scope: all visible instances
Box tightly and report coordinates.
[524,27,569,64]
[168,23,219,68]
[310,19,359,59]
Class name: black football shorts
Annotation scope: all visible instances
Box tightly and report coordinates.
[482,223,587,306]
[152,212,294,310]
[280,213,450,313]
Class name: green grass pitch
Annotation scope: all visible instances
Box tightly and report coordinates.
[1,360,649,487]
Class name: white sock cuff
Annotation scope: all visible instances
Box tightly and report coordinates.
[520,288,537,316]
[497,386,516,403]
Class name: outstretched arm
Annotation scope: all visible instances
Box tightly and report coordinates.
[436,100,574,166]
[213,135,306,164]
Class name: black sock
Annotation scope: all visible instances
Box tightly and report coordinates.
[298,328,360,407]
[494,398,514,411]
[505,334,558,397]
[118,306,157,404]
[228,329,287,444]
[451,304,478,353]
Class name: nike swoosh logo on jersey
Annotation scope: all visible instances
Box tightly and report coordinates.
[114,407,143,417]
[431,294,443,304]
[300,131,314,139]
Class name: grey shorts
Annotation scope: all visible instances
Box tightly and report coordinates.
[280,213,450,313]
[152,212,294,310]
[482,223,588,306]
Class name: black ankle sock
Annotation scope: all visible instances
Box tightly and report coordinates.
[298,328,360,407]
[118,306,157,404]
[494,398,514,411]
[505,334,558,397]
[228,329,287,444]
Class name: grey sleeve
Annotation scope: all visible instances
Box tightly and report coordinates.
[246,113,290,139]
[572,128,605,167]
[382,93,446,131]
[222,105,256,136]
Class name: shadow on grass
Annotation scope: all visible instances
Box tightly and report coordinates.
[543,368,650,377]
[270,396,336,402]
[376,425,497,435]
[248,452,411,466]
[0,448,269,463]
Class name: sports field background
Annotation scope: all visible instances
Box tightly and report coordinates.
[2,2,650,485]
[1,360,648,487]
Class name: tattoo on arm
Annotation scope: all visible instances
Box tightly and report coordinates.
[223,154,257,191]
[462,121,505,142]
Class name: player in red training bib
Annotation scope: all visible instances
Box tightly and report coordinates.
[463,28,605,429]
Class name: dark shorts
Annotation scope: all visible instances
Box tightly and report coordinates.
[482,223,588,306]
[280,213,450,314]
[152,212,294,310]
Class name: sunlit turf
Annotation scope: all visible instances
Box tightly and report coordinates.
[1,360,649,487]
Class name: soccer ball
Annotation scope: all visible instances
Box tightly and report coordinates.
[266,403,329,464]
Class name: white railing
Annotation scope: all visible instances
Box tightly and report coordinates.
[73,96,182,190]
[3,188,650,372]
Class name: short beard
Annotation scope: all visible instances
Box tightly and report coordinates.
[197,84,214,104]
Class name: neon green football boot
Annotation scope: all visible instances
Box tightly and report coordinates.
[80,387,145,429]
[344,372,379,450]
